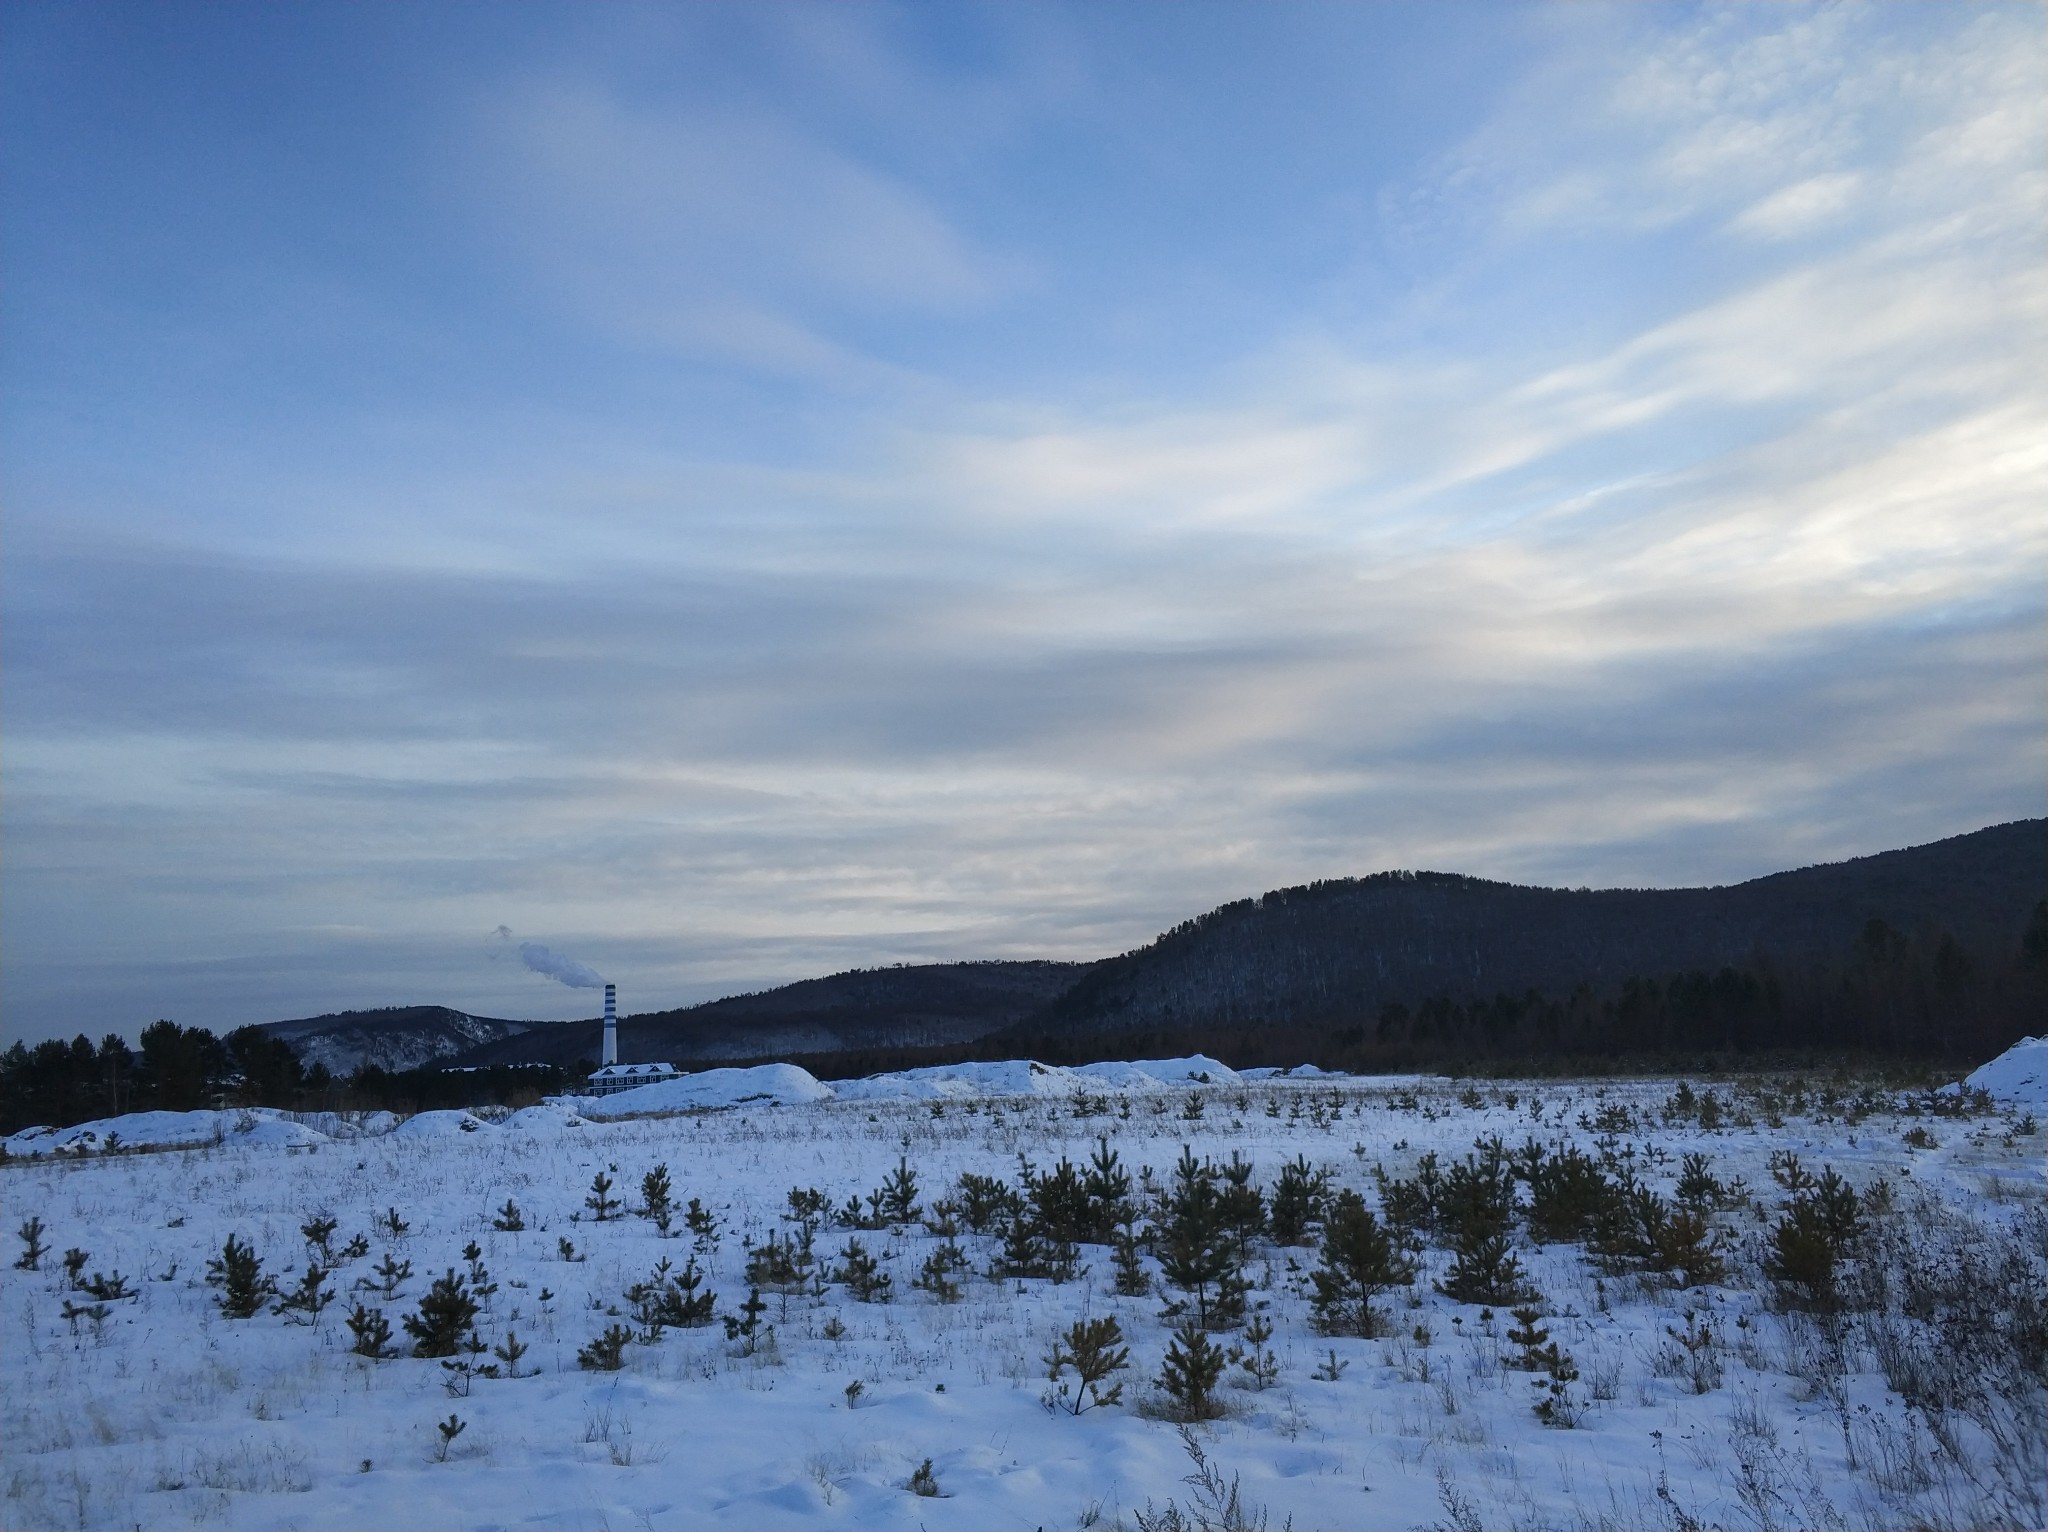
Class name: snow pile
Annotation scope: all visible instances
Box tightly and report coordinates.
[572,1061,835,1117]
[3,1107,327,1158]
[1962,1035,2048,1105]
[390,1109,492,1138]
[834,1055,1240,1103]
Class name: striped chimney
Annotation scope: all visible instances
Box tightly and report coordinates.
[602,983,618,1068]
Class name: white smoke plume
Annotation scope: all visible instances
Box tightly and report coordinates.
[492,927,604,989]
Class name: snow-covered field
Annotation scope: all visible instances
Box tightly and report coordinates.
[3,1050,2044,1532]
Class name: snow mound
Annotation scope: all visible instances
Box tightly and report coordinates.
[1076,1056,1239,1088]
[1962,1036,2048,1106]
[3,1108,329,1157]
[574,1062,832,1117]
[503,1102,589,1133]
[390,1109,491,1138]
[833,1055,1241,1103]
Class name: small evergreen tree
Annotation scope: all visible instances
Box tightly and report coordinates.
[625,1255,717,1331]
[492,1328,530,1378]
[365,1251,412,1299]
[723,1287,769,1354]
[585,1170,622,1222]
[300,1215,339,1264]
[1111,1223,1151,1297]
[206,1234,275,1319]
[578,1322,632,1371]
[1046,1316,1129,1414]
[404,1269,479,1358]
[273,1262,334,1325]
[1082,1136,1133,1239]
[491,1199,525,1233]
[911,1242,967,1302]
[1267,1156,1328,1246]
[685,1197,720,1252]
[1237,1312,1279,1391]
[834,1238,892,1302]
[641,1163,675,1235]
[1156,1321,1227,1421]
[15,1216,48,1271]
[346,1302,394,1358]
[1311,1190,1414,1337]
[877,1157,920,1225]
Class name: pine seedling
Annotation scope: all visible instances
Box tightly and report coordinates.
[557,1236,584,1263]
[1157,1321,1227,1421]
[1311,1190,1414,1337]
[685,1198,720,1252]
[585,1171,622,1222]
[491,1199,525,1232]
[577,1322,632,1371]
[433,1414,465,1462]
[441,1328,495,1395]
[1112,1224,1151,1297]
[1238,1312,1279,1391]
[81,1269,133,1301]
[206,1234,275,1319]
[641,1163,675,1235]
[1045,1316,1129,1414]
[346,1303,395,1358]
[364,1251,412,1299]
[723,1287,769,1355]
[274,1263,334,1325]
[379,1207,410,1238]
[403,1269,479,1358]
[15,1216,48,1271]
[301,1215,339,1264]
[906,1458,941,1498]
[492,1329,530,1378]
[63,1248,89,1287]
[1506,1307,1565,1372]
[877,1155,920,1225]
[834,1238,892,1302]
[911,1242,967,1302]
[335,1231,370,1263]
[625,1255,717,1330]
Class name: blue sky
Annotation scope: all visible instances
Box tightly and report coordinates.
[4,2,2042,1043]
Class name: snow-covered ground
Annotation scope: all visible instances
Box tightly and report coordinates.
[3,1049,2043,1531]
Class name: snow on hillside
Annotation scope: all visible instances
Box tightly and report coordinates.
[1962,1035,2048,1106]
[2,1061,2043,1532]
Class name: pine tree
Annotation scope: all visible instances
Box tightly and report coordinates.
[15,1216,48,1271]
[578,1322,631,1371]
[641,1163,675,1235]
[1310,1190,1414,1337]
[834,1238,892,1302]
[877,1157,920,1225]
[585,1170,622,1222]
[206,1234,275,1319]
[1082,1136,1133,1240]
[346,1302,395,1358]
[1238,1312,1279,1391]
[1045,1316,1129,1414]
[1157,1321,1227,1421]
[685,1197,720,1252]
[723,1287,769,1354]
[273,1262,334,1325]
[1268,1156,1328,1246]
[492,1199,525,1232]
[404,1269,480,1358]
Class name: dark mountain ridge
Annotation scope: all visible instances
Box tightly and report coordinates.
[447,959,1089,1070]
[1010,819,2044,1045]
[258,1005,536,1076]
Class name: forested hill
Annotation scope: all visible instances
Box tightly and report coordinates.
[258,1006,536,1076]
[991,819,2046,1059]
[448,960,1089,1069]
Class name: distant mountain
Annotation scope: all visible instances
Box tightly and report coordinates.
[258,1006,538,1075]
[992,819,2045,1051]
[272,820,2044,1077]
[445,960,1091,1071]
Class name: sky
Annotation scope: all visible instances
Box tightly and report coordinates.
[3,2,2043,1044]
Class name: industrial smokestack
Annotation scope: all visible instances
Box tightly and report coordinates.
[602,983,618,1068]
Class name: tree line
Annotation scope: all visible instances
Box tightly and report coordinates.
[0,1021,582,1136]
